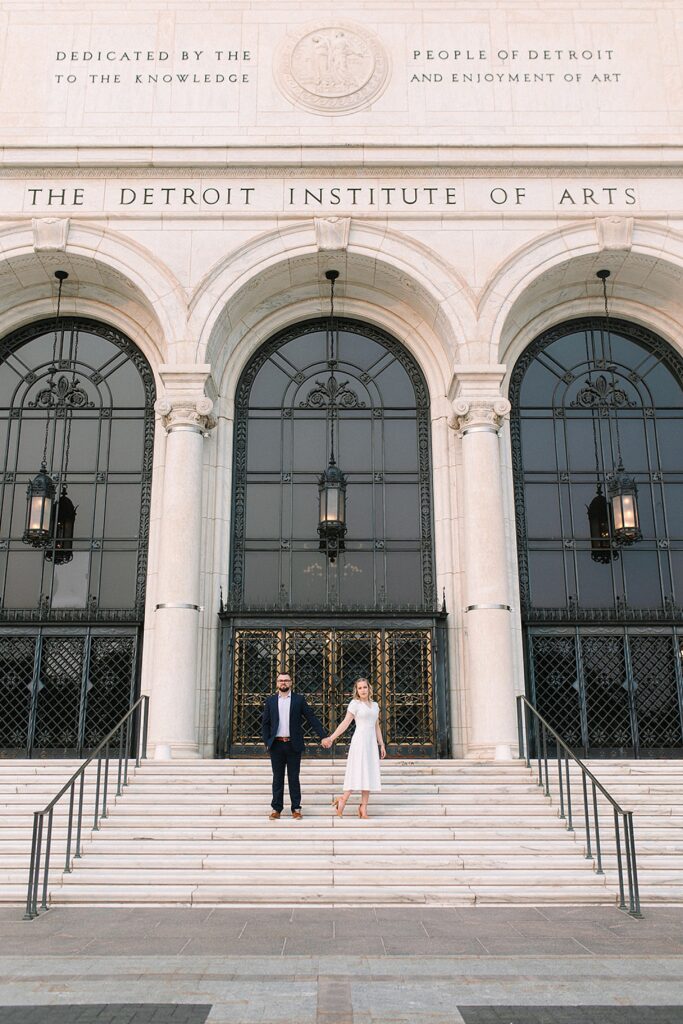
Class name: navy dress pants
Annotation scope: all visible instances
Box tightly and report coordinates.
[269,741,302,812]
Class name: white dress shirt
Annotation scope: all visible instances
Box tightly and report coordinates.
[276,693,291,737]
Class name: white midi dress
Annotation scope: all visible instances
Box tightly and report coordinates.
[343,699,382,792]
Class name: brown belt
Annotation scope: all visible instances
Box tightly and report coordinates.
[275,736,290,742]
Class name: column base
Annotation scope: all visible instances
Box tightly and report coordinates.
[464,742,519,762]
[149,740,202,760]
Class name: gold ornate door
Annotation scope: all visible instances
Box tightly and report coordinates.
[224,624,440,757]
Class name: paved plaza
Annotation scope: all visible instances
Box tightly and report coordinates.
[0,906,682,1023]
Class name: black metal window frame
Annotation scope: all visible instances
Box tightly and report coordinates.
[510,316,683,756]
[228,316,436,613]
[510,316,683,624]
[0,316,156,624]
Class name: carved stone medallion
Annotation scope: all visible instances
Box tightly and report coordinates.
[276,22,389,114]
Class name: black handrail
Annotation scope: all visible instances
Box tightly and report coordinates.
[516,695,642,918]
[24,694,149,920]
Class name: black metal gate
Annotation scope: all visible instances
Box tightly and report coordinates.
[0,627,139,757]
[218,617,449,758]
[528,626,683,757]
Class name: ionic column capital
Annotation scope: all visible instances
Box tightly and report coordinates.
[155,395,217,434]
[156,363,217,434]
[449,397,511,435]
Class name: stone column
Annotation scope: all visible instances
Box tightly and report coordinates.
[148,367,216,759]
[451,371,518,760]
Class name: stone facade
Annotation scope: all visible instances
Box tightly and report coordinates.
[1,0,682,758]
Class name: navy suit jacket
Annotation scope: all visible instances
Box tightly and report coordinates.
[262,692,325,753]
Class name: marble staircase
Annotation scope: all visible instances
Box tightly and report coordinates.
[2,757,680,908]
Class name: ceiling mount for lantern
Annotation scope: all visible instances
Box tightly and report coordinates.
[317,269,347,564]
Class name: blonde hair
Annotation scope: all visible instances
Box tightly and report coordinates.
[352,677,374,702]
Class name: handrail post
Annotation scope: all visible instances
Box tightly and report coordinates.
[40,808,54,910]
[116,724,125,797]
[592,781,604,875]
[102,742,110,819]
[75,769,85,858]
[31,813,44,919]
[624,811,642,918]
[93,753,102,830]
[557,750,565,819]
[64,782,75,872]
[541,725,550,797]
[582,773,593,861]
[142,694,149,761]
[23,813,40,920]
[614,807,626,910]
[516,696,525,762]
[564,752,574,832]
[124,713,132,787]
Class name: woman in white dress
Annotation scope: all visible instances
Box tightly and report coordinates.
[322,677,386,818]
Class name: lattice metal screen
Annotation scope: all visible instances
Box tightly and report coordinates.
[228,626,435,756]
[0,629,138,756]
[528,627,683,756]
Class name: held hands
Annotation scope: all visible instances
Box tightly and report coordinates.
[321,737,333,749]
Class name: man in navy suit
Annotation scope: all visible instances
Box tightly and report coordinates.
[262,671,326,819]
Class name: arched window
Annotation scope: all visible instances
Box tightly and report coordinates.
[229,317,434,611]
[510,317,683,755]
[0,318,155,754]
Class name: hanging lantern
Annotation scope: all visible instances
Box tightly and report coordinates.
[22,269,68,552]
[318,460,347,563]
[44,486,77,565]
[608,467,642,546]
[22,466,56,548]
[587,486,616,564]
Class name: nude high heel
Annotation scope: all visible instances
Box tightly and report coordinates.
[332,795,348,817]
[358,805,369,819]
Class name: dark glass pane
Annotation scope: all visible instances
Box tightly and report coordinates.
[0,358,24,405]
[291,552,326,605]
[98,551,137,608]
[245,483,281,539]
[374,358,416,407]
[519,359,561,406]
[543,331,590,373]
[385,551,421,604]
[108,419,144,472]
[655,419,681,472]
[384,484,420,540]
[337,330,386,371]
[663,485,683,539]
[243,552,280,604]
[525,484,561,539]
[77,330,123,371]
[3,550,43,607]
[337,418,372,472]
[106,358,145,405]
[641,359,683,406]
[671,552,683,604]
[346,482,373,540]
[575,551,617,608]
[291,483,318,540]
[279,332,326,371]
[51,551,90,609]
[339,551,374,604]
[382,419,418,471]
[247,419,282,471]
[623,550,664,609]
[520,418,556,471]
[528,551,567,607]
[291,418,327,472]
[103,484,142,539]
[613,418,649,472]
[249,360,292,407]
[565,417,607,473]
[14,418,47,472]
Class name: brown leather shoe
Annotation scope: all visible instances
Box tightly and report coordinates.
[292,809,303,819]
[269,810,281,819]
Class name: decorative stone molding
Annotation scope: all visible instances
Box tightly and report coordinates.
[314,216,351,251]
[156,364,217,434]
[155,395,216,433]
[450,397,511,434]
[275,21,390,115]
[32,217,70,251]
[596,216,634,252]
